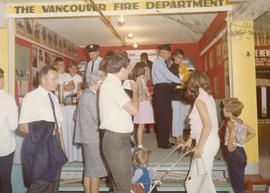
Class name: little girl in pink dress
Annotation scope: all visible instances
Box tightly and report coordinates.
[133,62,155,149]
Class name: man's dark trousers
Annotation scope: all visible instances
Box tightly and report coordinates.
[153,83,172,147]
[0,152,14,193]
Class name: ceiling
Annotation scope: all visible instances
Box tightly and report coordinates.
[254,11,270,31]
[3,0,269,47]
[37,13,217,47]
[0,0,219,47]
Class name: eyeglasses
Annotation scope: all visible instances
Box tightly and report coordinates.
[175,55,184,59]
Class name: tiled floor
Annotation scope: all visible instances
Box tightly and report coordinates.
[60,130,230,192]
[60,130,270,193]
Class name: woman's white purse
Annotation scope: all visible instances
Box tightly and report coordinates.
[185,158,216,193]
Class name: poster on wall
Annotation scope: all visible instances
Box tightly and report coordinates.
[16,18,79,61]
[216,43,222,65]
[209,49,214,69]
[32,46,39,88]
[45,51,51,65]
[32,46,38,69]
[126,49,157,68]
[48,30,53,46]
[25,18,33,37]
[15,44,30,96]
[41,26,47,43]
[38,48,45,69]
[32,68,39,89]
[53,33,58,49]
[33,20,40,41]
[58,37,63,52]
[16,19,25,34]
[32,46,46,71]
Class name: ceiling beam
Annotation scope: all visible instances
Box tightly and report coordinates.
[231,0,270,21]
[228,0,247,2]
[86,0,126,46]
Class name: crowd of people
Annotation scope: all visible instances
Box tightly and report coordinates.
[0,43,256,193]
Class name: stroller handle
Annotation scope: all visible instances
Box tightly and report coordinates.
[167,149,194,172]
[157,149,194,181]
[154,144,183,171]
[154,144,195,172]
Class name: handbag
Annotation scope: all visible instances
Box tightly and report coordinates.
[185,159,216,193]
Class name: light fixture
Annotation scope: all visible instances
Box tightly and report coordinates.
[133,42,138,48]
[128,33,134,39]
[118,14,125,25]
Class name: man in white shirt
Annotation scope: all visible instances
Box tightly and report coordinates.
[19,65,66,193]
[99,51,139,193]
[85,44,103,80]
[54,57,75,99]
[0,68,18,193]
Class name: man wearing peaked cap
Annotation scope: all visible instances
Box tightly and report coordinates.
[158,44,171,51]
[86,44,99,52]
[85,44,103,80]
[152,44,181,149]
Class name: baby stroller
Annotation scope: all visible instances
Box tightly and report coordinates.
[131,144,194,193]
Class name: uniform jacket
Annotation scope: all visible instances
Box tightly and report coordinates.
[23,120,68,186]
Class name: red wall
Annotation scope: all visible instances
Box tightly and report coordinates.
[95,42,201,68]
[199,12,227,52]
[15,36,76,102]
[16,37,74,71]
[198,12,227,99]
[77,12,228,99]
[78,47,90,62]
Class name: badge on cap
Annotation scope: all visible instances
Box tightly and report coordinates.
[86,44,100,52]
